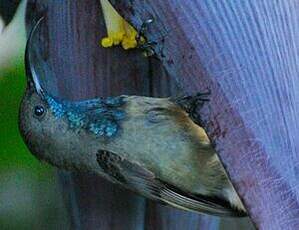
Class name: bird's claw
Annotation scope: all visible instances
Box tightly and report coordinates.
[136,18,157,57]
[194,90,211,103]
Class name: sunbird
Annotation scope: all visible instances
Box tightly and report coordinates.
[19,18,246,217]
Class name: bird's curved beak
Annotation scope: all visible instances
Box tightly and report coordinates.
[25,17,45,98]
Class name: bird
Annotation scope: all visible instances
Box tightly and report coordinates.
[19,18,247,217]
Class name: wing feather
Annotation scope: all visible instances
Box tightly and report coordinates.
[96,150,246,217]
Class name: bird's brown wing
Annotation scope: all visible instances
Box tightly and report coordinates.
[96,150,246,217]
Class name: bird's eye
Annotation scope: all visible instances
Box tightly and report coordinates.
[34,105,45,117]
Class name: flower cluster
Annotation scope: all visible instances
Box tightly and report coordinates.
[100,0,139,50]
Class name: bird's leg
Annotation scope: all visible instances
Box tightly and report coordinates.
[136,18,158,57]
[174,90,211,125]
[175,90,211,111]
[190,91,211,125]
[193,90,211,105]
[136,18,154,43]
[138,42,157,57]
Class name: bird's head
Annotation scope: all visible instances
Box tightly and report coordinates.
[18,17,75,168]
[18,17,126,169]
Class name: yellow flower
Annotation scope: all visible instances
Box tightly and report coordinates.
[100,0,139,50]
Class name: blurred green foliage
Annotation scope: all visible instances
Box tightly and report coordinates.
[0,5,70,227]
[0,61,69,229]
[0,60,51,175]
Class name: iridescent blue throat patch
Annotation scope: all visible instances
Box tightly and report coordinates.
[45,95,126,137]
